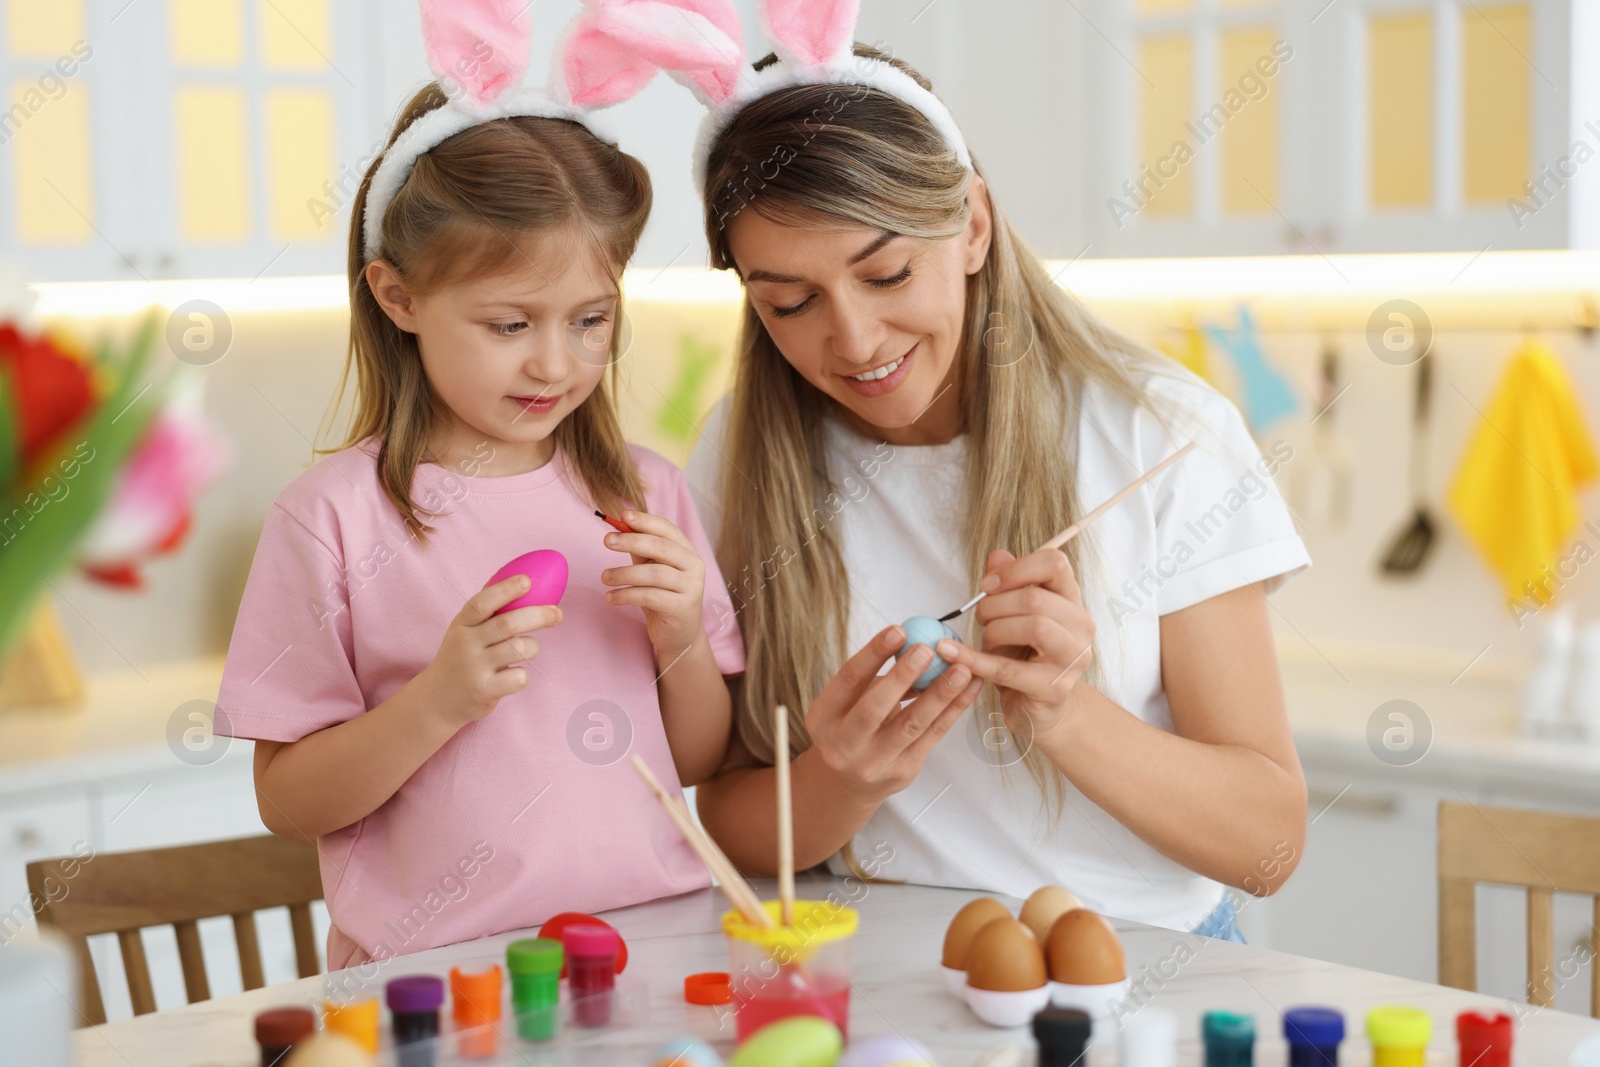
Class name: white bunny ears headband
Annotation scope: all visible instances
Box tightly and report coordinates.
[683,0,972,191]
[362,0,971,261]
[361,0,742,258]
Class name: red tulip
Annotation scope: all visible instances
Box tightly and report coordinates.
[0,324,96,466]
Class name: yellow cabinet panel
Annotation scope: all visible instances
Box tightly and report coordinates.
[175,87,251,242]
[265,88,333,241]
[1136,0,1192,13]
[1138,34,1195,218]
[6,2,84,58]
[1462,3,1531,204]
[11,80,92,243]
[260,0,330,71]
[1220,26,1281,215]
[169,0,244,68]
[1368,11,1434,209]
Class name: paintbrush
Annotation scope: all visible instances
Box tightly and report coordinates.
[775,704,794,926]
[939,441,1198,623]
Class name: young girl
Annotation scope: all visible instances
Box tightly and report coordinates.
[216,6,745,969]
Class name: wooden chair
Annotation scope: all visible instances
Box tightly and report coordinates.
[27,834,323,1026]
[1438,800,1600,1016]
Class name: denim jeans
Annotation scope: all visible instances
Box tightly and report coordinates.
[1191,891,1247,943]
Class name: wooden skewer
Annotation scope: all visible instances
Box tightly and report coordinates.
[633,756,767,923]
[775,705,794,926]
[939,441,1199,622]
[632,756,761,920]
[632,755,774,928]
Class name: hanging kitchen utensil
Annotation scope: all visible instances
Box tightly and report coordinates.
[1291,341,1353,528]
[1378,352,1437,576]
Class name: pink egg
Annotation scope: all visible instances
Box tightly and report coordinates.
[489,549,568,614]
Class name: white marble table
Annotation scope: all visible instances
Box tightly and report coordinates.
[70,875,1600,1066]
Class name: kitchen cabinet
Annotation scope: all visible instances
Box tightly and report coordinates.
[0,658,328,1022]
[1241,771,1441,982]
[0,792,93,945]
[1079,0,1600,256]
[1244,650,1600,1013]
[1,0,375,282]
[0,748,331,1022]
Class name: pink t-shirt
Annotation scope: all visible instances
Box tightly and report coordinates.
[217,437,745,969]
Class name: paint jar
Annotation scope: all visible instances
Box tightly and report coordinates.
[1284,1006,1344,1066]
[1456,1011,1512,1067]
[1120,1006,1177,1066]
[255,1007,314,1067]
[563,924,620,1027]
[386,975,444,1067]
[450,963,503,1059]
[1367,1006,1431,1067]
[723,900,859,1042]
[507,937,563,1042]
[321,997,378,1053]
[1033,1006,1092,1067]
[1203,1011,1256,1067]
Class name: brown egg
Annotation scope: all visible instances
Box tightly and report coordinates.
[1019,885,1083,943]
[942,897,1012,969]
[965,918,1048,992]
[1045,908,1126,985]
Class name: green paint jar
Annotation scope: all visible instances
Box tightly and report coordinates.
[506,937,563,1042]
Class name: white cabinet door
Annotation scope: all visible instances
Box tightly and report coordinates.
[1080,0,1595,255]
[1083,0,1307,258]
[1252,773,1440,982]
[2,0,375,282]
[1325,0,1582,253]
[0,791,93,947]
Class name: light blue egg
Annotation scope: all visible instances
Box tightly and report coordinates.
[897,615,961,691]
[652,1036,723,1067]
[838,1034,940,1066]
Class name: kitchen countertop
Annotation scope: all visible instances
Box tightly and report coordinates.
[69,876,1600,1066]
[0,656,239,797]
[6,650,1600,803]
[1277,647,1600,803]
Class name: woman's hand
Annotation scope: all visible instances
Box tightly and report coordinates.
[804,625,985,800]
[936,548,1095,744]
[600,509,708,661]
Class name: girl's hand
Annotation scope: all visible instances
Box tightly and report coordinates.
[600,509,708,661]
[803,626,984,800]
[936,548,1095,744]
[419,574,563,729]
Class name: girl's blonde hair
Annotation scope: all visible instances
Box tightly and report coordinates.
[319,83,649,539]
[700,48,1172,869]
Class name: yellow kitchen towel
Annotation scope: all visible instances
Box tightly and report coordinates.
[1447,340,1599,607]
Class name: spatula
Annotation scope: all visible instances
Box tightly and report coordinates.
[1379,352,1437,575]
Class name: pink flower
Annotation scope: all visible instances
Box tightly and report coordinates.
[78,375,231,590]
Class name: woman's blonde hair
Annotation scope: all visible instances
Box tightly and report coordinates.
[700,48,1174,868]
[318,83,649,539]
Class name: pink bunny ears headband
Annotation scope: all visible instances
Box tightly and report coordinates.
[362,0,972,260]
[683,0,972,192]
[362,0,742,259]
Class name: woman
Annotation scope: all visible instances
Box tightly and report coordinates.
[683,42,1311,942]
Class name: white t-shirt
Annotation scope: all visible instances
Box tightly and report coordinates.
[685,364,1312,932]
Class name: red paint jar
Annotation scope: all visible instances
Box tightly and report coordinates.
[562,923,619,1027]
